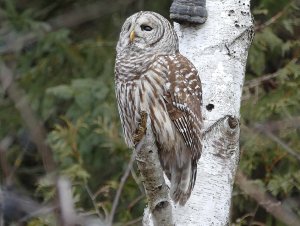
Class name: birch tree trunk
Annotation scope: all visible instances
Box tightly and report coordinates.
[172,0,253,225]
[141,0,253,225]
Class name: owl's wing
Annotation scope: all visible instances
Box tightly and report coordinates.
[161,53,203,159]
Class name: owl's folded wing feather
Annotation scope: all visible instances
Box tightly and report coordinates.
[162,53,203,159]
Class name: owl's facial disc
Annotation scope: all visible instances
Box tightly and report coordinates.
[117,11,178,54]
[128,14,163,49]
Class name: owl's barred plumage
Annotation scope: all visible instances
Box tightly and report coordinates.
[115,11,202,205]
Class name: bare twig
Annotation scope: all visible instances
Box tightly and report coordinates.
[255,2,292,31]
[84,184,103,219]
[127,194,145,210]
[242,123,300,162]
[57,177,77,226]
[130,167,144,194]
[1,187,46,223]
[0,136,13,182]
[48,0,135,30]
[0,62,63,224]
[7,148,25,184]
[251,221,266,226]
[255,10,285,31]
[259,117,300,132]
[255,124,300,163]
[236,171,300,226]
[107,153,135,226]
[0,62,56,172]
[244,72,278,89]
[248,204,260,226]
[242,58,298,101]
[0,204,3,226]
[0,0,135,55]
[123,216,143,226]
[19,205,57,222]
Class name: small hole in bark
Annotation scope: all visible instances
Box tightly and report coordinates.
[149,150,153,153]
[155,201,169,211]
[206,104,214,111]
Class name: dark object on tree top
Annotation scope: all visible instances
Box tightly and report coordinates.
[170,0,207,24]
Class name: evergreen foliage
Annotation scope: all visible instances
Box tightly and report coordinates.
[0,0,299,225]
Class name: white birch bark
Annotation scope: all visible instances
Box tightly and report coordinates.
[172,0,253,225]
[141,0,253,225]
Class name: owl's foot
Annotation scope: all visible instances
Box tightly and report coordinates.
[133,111,148,145]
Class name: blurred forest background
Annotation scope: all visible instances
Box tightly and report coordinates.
[0,0,299,225]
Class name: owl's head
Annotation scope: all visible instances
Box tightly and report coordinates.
[116,11,179,55]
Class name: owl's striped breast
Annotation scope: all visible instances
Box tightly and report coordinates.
[116,68,176,149]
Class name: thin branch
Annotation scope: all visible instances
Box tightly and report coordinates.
[255,10,285,31]
[19,205,57,222]
[48,0,135,30]
[242,58,297,101]
[107,153,135,226]
[255,2,292,31]
[248,204,260,226]
[244,72,278,89]
[259,117,300,132]
[242,123,300,162]
[0,62,63,224]
[0,62,56,172]
[84,184,103,219]
[127,194,145,211]
[57,177,77,226]
[255,124,300,163]
[130,167,144,194]
[236,171,300,226]
[0,136,13,182]
[0,204,3,226]
[123,216,143,226]
[7,147,25,184]
[251,221,266,226]
[1,187,45,223]
[0,0,136,55]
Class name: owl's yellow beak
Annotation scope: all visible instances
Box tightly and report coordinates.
[129,30,135,42]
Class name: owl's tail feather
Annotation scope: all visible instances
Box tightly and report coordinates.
[170,159,197,206]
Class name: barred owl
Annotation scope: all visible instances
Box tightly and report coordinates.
[115,11,202,205]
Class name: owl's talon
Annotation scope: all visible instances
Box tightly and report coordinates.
[133,111,148,145]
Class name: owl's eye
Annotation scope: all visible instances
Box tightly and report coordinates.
[140,24,153,31]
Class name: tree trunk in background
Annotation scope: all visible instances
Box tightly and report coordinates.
[172,0,253,225]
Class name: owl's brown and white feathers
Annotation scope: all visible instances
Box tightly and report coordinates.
[115,11,202,205]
